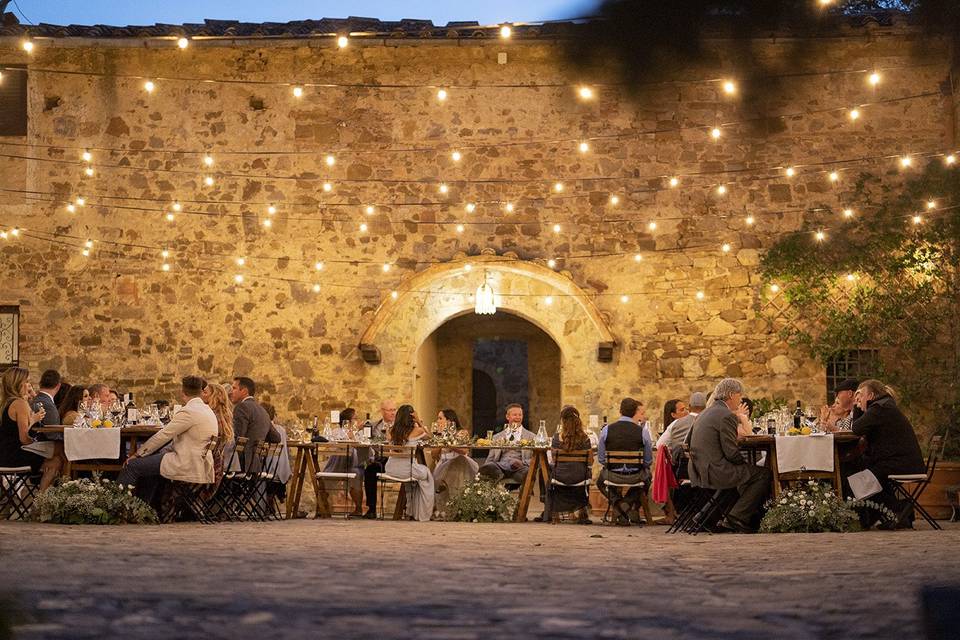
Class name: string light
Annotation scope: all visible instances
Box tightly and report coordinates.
[22,41,34,53]
[161,250,170,259]
[669,177,679,188]
[547,259,557,269]
[84,167,94,177]
[465,203,476,213]
[436,88,448,102]
[236,257,246,266]
[695,291,705,300]
[177,37,189,49]
[815,230,826,241]
[609,195,620,205]
[66,204,76,213]
[262,218,272,229]
[172,202,182,212]
[504,202,515,213]
[710,127,722,140]
[648,221,657,231]
[633,254,642,262]
[82,151,92,163]
[166,213,175,221]
[464,263,472,272]
[267,205,277,215]
[365,205,375,215]
[84,239,93,249]
[554,182,564,193]
[203,176,214,186]
[500,25,512,39]
[578,141,590,153]
[721,243,731,253]
[552,223,562,233]
[337,35,349,49]
[716,185,727,195]
[848,108,861,121]
[359,222,368,232]
[577,86,594,100]
[81,248,90,257]
[785,167,796,178]
[292,86,304,98]
[315,262,324,271]
[234,274,244,284]
[0,231,7,240]
[75,197,85,206]
[946,154,957,166]
[382,263,391,273]
[451,151,462,162]
[926,199,936,210]
[456,224,465,233]
[325,154,335,166]
[770,284,781,293]
[322,182,333,192]
[868,72,881,87]
[912,215,923,225]
[745,215,755,225]
[203,154,214,167]
[846,273,856,282]
[162,263,171,271]
[390,290,398,299]
[438,183,449,194]
[829,171,839,182]
[620,295,629,304]
[9,228,18,237]
[312,283,321,293]
[900,156,913,168]
[843,208,855,218]
[144,80,155,93]
[544,296,553,305]
[722,80,736,95]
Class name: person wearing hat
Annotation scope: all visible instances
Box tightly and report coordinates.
[819,378,861,432]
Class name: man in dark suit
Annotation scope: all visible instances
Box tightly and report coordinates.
[34,369,62,426]
[687,378,769,533]
[229,376,280,469]
[362,399,397,519]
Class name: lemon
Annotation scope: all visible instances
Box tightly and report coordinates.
[103,419,114,428]
[787,428,800,436]
[800,426,811,435]
[91,419,102,428]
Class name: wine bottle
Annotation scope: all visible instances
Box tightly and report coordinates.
[363,412,373,439]
[793,400,803,429]
[124,394,138,425]
[602,415,608,426]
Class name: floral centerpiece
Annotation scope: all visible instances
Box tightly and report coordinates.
[759,480,893,533]
[442,478,518,522]
[423,429,474,448]
[32,476,158,525]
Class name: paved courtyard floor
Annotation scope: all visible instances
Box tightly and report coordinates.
[1,520,958,639]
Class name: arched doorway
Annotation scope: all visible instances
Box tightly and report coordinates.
[415,311,562,435]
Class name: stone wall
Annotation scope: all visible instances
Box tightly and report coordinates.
[0,25,954,424]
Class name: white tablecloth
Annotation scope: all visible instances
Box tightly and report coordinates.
[64,428,122,462]
[774,434,834,473]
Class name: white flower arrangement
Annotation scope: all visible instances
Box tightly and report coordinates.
[443,478,518,523]
[760,480,894,533]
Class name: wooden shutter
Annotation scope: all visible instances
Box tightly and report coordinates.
[0,64,27,136]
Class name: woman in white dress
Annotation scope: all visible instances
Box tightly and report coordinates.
[384,405,434,521]
[431,408,479,516]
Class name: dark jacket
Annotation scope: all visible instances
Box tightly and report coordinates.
[852,395,924,479]
[687,400,749,489]
[34,391,60,426]
[233,397,280,469]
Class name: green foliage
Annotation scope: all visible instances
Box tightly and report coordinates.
[32,475,158,525]
[760,161,960,432]
[759,480,893,533]
[441,478,518,523]
[752,397,788,418]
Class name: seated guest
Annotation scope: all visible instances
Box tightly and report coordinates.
[320,407,364,515]
[597,397,652,525]
[108,389,120,406]
[119,376,218,503]
[652,398,687,523]
[820,378,861,432]
[384,405,434,521]
[478,404,536,484]
[687,378,770,533]
[58,385,89,425]
[87,383,112,410]
[229,376,280,469]
[201,381,234,491]
[736,397,754,438]
[363,399,398,519]
[662,392,707,464]
[53,381,71,409]
[34,369,62,426]
[0,367,64,490]
[433,408,479,514]
[544,405,593,524]
[850,379,925,529]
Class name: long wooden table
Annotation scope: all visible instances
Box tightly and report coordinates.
[284,442,553,522]
[738,431,861,497]
[34,425,163,478]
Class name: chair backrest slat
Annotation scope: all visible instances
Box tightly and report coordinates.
[606,449,643,466]
[555,449,591,464]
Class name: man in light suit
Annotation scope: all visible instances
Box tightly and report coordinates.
[229,376,280,469]
[478,404,536,484]
[687,378,770,533]
[119,375,218,504]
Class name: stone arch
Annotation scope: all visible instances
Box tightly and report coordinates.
[358,252,617,407]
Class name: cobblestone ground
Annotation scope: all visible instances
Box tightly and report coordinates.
[1,520,958,639]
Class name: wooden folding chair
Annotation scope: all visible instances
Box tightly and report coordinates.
[889,435,944,530]
[377,445,417,520]
[0,466,37,520]
[601,450,647,524]
[548,449,592,522]
[314,442,360,517]
[162,436,220,523]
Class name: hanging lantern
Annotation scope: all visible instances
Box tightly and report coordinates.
[475,272,497,315]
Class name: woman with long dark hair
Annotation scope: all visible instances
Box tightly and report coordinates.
[543,405,593,524]
[319,407,364,515]
[384,404,434,521]
[432,408,479,516]
[57,385,89,426]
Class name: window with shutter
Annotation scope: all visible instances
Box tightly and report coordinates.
[0,65,27,136]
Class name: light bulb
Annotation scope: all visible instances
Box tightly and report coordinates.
[620,295,629,304]
[710,127,721,140]
[84,239,93,249]
[144,80,155,93]
[721,243,731,252]
[0,232,7,240]
[785,167,796,178]
[359,222,368,232]
[815,231,826,241]
[234,274,244,284]
[843,208,854,218]
[745,215,755,225]
[292,86,304,98]
[322,182,332,192]
[912,215,923,225]
[770,284,780,293]
[846,273,856,282]
[669,177,679,187]
[166,213,175,221]
[263,219,272,228]
[267,205,276,215]
[66,204,76,213]
[578,86,594,100]
[75,197,85,206]
[456,224,465,233]
[438,183,449,194]
[236,257,245,266]
[633,253,642,262]
[451,151,462,162]
[926,199,936,210]
[325,154,335,166]
[500,25,512,39]
[547,259,557,268]
[172,202,182,212]
[609,195,620,205]
[552,223,561,233]
[436,88,448,102]
[849,108,860,121]
[82,249,90,257]
[868,72,881,86]
[465,203,476,213]
[716,185,727,195]
[203,155,213,167]
[177,37,189,49]
[22,41,34,53]
[900,156,912,168]
[554,182,564,193]
[946,154,956,165]
[84,167,94,177]
[10,228,18,237]
[695,291,705,300]
[829,171,839,182]
[504,202,515,213]
[315,261,324,271]
[464,263,472,272]
[648,221,657,231]
[312,284,321,293]
[382,263,391,273]
[82,151,92,162]
[722,80,736,95]
[390,290,398,299]
[162,263,171,272]
[544,296,553,305]
[161,250,170,258]
[204,176,214,186]
[365,205,375,215]
[337,35,349,48]
[578,141,590,153]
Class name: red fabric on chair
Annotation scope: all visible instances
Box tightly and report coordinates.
[652,445,679,504]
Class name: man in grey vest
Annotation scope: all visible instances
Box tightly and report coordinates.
[597,397,652,525]
[687,378,770,533]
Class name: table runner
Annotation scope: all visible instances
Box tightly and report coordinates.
[774,434,834,473]
[64,428,122,462]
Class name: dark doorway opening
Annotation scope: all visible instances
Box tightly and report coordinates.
[471,339,529,433]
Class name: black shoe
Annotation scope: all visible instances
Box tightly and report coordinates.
[722,516,757,534]
[362,509,377,520]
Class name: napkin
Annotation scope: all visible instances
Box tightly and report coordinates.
[64,428,122,461]
[775,434,834,473]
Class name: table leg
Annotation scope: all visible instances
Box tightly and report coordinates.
[769,443,781,499]
[305,449,328,518]
[832,448,842,495]
[514,450,543,522]
[285,447,306,519]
